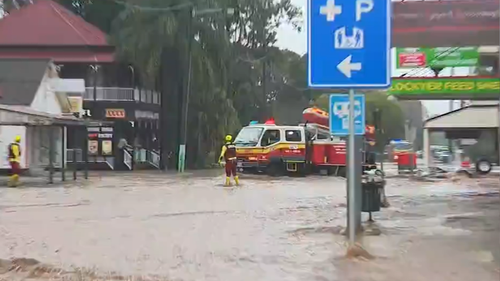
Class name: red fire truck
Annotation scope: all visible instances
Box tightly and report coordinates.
[234,107,377,176]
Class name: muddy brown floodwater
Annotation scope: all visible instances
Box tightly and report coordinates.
[0,171,499,281]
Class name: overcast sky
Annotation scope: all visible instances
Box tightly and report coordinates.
[275,0,465,116]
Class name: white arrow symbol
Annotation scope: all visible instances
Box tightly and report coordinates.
[337,55,362,78]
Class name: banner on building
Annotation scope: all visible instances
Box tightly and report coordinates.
[105,108,126,119]
[88,140,98,155]
[396,47,479,69]
[102,140,113,155]
[392,0,500,47]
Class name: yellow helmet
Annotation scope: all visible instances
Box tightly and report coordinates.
[225,135,232,142]
[14,136,21,143]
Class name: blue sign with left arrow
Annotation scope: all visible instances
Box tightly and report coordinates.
[307,0,391,88]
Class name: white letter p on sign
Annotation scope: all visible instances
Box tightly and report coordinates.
[356,0,373,21]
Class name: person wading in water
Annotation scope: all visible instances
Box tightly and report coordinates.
[218,135,240,187]
[7,136,22,187]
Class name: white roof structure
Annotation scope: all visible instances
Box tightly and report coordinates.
[0,104,83,126]
[425,104,499,129]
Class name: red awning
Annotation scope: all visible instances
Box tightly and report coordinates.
[0,50,114,63]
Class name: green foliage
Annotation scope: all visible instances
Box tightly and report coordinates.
[56,0,124,33]
[365,93,406,149]
[103,0,303,167]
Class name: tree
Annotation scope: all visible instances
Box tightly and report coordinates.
[107,0,301,168]
[56,0,123,34]
[221,0,302,124]
[107,0,302,168]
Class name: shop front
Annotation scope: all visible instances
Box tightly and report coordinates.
[78,101,160,170]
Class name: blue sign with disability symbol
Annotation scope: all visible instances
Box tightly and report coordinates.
[308,0,391,88]
[329,94,365,135]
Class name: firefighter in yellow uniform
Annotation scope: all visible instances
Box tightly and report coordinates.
[218,135,240,186]
[8,136,22,187]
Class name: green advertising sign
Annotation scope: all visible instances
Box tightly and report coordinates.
[389,77,500,99]
[396,47,479,68]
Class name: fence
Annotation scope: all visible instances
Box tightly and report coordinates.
[84,87,160,104]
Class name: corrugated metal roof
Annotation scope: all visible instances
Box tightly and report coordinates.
[0,0,109,47]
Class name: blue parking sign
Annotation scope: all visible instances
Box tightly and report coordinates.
[308,0,391,88]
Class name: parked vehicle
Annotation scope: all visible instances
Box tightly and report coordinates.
[385,140,416,162]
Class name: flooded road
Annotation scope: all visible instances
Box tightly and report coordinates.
[0,171,498,280]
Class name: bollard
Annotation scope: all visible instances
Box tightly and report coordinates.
[48,127,55,184]
[73,149,77,180]
[61,127,66,182]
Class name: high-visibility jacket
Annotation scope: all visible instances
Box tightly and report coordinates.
[8,143,21,163]
[219,142,236,162]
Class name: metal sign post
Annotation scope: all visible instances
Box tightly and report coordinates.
[330,93,365,242]
[309,0,391,244]
[347,89,357,242]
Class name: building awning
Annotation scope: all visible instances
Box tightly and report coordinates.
[425,105,499,130]
[0,104,86,126]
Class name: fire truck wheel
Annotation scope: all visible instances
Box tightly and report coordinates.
[475,159,492,175]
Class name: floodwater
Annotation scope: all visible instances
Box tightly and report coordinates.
[0,171,498,280]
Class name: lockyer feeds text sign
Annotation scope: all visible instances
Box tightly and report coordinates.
[389,77,500,99]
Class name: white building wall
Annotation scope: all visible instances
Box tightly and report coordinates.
[0,68,66,171]
[29,70,64,170]
[0,126,26,169]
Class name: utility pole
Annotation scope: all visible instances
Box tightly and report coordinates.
[177,6,234,172]
[261,31,267,120]
[260,1,268,121]
[178,6,194,173]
